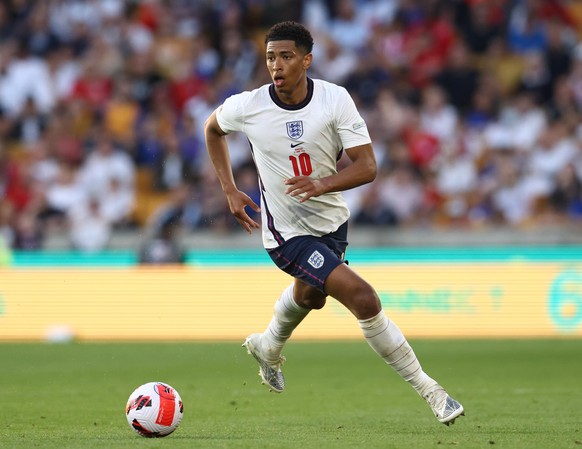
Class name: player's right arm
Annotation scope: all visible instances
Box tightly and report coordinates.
[204,110,260,234]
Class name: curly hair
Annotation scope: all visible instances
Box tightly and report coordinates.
[264,21,313,54]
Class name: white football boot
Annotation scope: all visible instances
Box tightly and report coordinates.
[423,386,465,425]
[243,333,286,393]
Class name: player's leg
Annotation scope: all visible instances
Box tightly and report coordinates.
[244,231,344,392]
[324,263,434,390]
[244,279,327,393]
[243,278,327,392]
[259,281,315,358]
[324,264,465,425]
[242,282,309,393]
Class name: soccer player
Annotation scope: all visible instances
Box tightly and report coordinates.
[204,21,464,425]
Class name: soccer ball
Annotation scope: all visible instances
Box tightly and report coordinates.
[125,382,184,437]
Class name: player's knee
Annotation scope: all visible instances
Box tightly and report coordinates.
[294,281,327,310]
[297,294,326,310]
[308,296,327,309]
[351,284,381,319]
[295,287,327,310]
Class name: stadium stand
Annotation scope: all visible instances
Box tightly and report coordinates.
[0,0,581,252]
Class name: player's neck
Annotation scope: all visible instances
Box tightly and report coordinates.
[273,78,309,105]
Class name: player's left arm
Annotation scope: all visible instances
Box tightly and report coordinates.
[284,143,376,202]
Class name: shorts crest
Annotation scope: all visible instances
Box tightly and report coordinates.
[286,121,304,140]
[307,250,324,269]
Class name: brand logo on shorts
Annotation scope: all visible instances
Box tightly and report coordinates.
[286,121,303,140]
[308,250,324,269]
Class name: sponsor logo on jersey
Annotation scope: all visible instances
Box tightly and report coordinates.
[308,250,324,269]
[290,142,304,148]
[286,121,304,139]
[352,121,366,130]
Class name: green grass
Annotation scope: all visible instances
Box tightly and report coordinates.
[0,339,580,449]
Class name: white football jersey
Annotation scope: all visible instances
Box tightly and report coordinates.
[216,78,371,249]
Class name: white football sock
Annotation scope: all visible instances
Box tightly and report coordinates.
[261,283,310,359]
[358,310,437,396]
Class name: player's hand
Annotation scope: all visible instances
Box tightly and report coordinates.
[226,190,261,234]
[284,176,326,203]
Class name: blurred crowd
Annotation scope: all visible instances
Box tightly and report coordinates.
[1,0,582,253]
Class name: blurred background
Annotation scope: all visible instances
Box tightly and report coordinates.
[0,0,581,342]
[0,0,582,254]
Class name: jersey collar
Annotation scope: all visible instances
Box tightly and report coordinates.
[269,78,314,110]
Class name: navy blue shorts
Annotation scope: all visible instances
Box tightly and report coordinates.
[267,222,348,293]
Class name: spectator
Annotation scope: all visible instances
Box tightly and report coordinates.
[125,50,164,110]
[46,44,81,102]
[218,28,258,90]
[464,84,499,131]
[0,39,55,117]
[167,53,207,114]
[0,2,15,41]
[548,163,582,220]
[79,133,135,197]
[377,164,425,226]
[10,96,48,145]
[152,134,187,192]
[69,54,113,114]
[543,17,574,87]
[25,139,59,189]
[67,195,112,252]
[175,113,204,177]
[484,91,547,152]
[515,50,554,104]
[524,119,579,196]
[44,104,84,165]
[138,216,185,265]
[134,112,166,167]
[546,75,582,127]
[147,182,202,233]
[479,36,525,96]
[369,14,407,73]
[433,139,479,223]
[419,84,458,146]
[507,5,547,55]
[24,4,61,57]
[103,76,140,149]
[401,106,440,173]
[311,35,358,86]
[354,181,398,226]
[455,0,504,55]
[490,150,540,225]
[13,210,43,250]
[99,177,136,229]
[434,41,480,113]
[40,161,86,231]
[327,0,371,52]
[402,1,457,89]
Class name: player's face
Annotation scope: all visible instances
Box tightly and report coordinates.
[266,40,312,95]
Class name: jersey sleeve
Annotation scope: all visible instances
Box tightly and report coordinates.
[335,88,372,149]
[215,92,247,134]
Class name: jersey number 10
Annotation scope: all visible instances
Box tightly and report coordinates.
[289,153,313,176]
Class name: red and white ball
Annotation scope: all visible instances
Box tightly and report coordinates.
[125,382,183,437]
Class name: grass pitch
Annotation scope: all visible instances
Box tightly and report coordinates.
[0,339,580,449]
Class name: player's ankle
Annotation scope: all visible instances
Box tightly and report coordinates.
[414,376,438,397]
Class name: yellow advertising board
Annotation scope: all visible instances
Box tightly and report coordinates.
[0,261,581,341]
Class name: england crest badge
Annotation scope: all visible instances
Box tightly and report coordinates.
[307,250,324,269]
[286,121,304,140]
